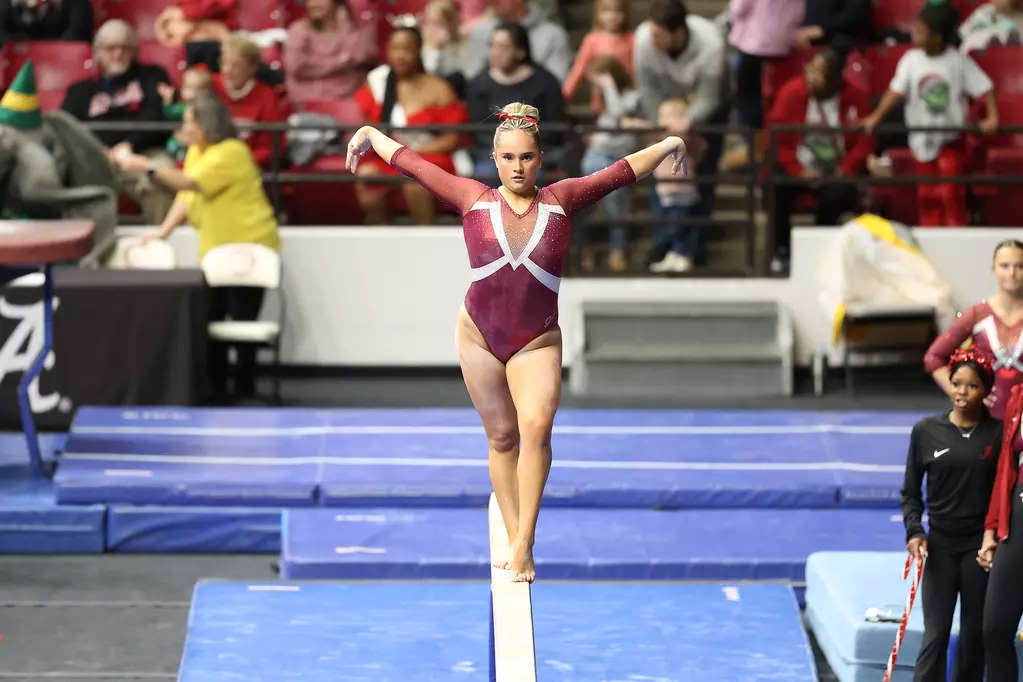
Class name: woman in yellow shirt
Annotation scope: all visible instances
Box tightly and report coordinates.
[115,92,280,400]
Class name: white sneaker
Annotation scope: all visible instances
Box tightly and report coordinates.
[649,251,693,273]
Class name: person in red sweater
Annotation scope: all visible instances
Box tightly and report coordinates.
[213,34,286,168]
[979,376,1023,682]
[765,42,872,273]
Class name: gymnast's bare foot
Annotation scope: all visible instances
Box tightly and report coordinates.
[509,540,535,583]
[492,545,511,570]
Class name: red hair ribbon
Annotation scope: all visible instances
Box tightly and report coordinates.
[949,347,993,373]
[497,111,538,126]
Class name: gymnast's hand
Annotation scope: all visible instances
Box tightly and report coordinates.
[667,136,688,177]
[978,531,997,571]
[907,536,928,559]
[346,126,376,173]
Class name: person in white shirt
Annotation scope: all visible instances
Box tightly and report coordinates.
[864,0,998,227]
[959,0,1023,53]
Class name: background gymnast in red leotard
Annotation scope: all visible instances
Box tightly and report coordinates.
[924,240,1023,419]
[345,101,687,583]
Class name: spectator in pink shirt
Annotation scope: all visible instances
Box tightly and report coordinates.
[562,0,634,109]
[283,0,378,107]
[727,0,804,168]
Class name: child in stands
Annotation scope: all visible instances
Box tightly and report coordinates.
[578,55,642,272]
[159,66,212,163]
[863,0,998,227]
[561,0,634,109]
[648,97,705,274]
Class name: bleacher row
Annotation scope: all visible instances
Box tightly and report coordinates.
[2,0,1023,227]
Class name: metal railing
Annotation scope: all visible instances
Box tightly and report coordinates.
[82,119,1023,277]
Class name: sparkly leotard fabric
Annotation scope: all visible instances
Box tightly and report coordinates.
[924,301,1023,419]
[390,146,636,363]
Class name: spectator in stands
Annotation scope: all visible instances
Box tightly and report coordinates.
[960,0,1023,53]
[0,0,92,45]
[578,55,642,272]
[795,0,870,47]
[463,0,571,81]
[467,21,565,180]
[62,19,176,224]
[213,34,287,168]
[648,97,705,273]
[421,0,468,97]
[562,0,634,110]
[633,0,729,263]
[283,0,378,107]
[864,1,999,228]
[727,0,804,168]
[353,25,468,225]
[159,66,213,163]
[114,93,279,400]
[767,43,870,274]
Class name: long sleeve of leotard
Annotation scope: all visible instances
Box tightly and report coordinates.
[923,304,979,373]
[389,146,488,215]
[547,158,636,216]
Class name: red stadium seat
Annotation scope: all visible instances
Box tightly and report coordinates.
[863,44,911,99]
[972,89,1023,225]
[137,42,187,86]
[0,42,94,111]
[236,0,288,31]
[99,0,166,42]
[284,98,365,225]
[873,0,925,36]
[869,148,919,226]
[874,0,981,35]
[969,45,1023,97]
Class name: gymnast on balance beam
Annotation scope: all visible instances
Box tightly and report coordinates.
[345,102,687,583]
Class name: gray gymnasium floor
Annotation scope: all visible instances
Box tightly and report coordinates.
[3,373,940,680]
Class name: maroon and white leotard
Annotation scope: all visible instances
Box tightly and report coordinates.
[924,301,1023,420]
[389,146,636,363]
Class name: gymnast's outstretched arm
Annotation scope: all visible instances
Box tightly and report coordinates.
[549,136,686,215]
[346,125,487,215]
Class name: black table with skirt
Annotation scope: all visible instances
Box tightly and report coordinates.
[0,268,208,431]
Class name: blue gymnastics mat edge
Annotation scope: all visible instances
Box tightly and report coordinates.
[106,506,281,553]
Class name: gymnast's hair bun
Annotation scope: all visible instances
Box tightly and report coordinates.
[492,102,541,149]
[500,102,540,123]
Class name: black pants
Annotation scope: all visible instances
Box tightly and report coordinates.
[983,483,1023,682]
[915,530,989,682]
[771,179,859,254]
[208,286,265,399]
[736,52,764,129]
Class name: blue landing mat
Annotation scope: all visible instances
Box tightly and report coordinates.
[106,506,280,553]
[280,507,906,581]
[0,469,104,553]
[178,581,816,682]
[55,434,318,506]
[59,407,919,509]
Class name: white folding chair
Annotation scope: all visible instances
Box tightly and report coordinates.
[107,237,177,270]
[200,243,284,404]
